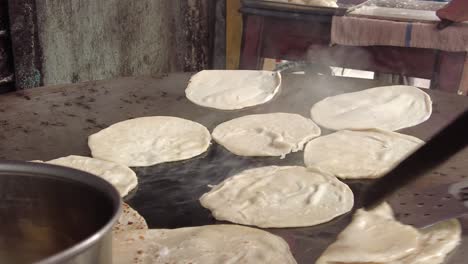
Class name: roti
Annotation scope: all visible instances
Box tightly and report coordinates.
[43,155,137,197]
[304,129,424,179]
[185,70,281,110]
[88,116,211,167]
[212,113,321,157]
[310,85,432,131]
[113,203,148,235]
[112,225,297,264]
[316,203,461,264]
[200,166,353,228]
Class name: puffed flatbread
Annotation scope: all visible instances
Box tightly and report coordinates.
[316,203,461,264]
[304,129,424,179]
[88,116,211,167]
[310,85,432,131]
[200,166,353,228]
[113,225,297,264]
[212,113,321,157]
[185,70,281,110]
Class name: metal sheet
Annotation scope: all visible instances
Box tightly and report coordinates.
[0,73,468,263]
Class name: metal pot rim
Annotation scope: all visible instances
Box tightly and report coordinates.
[0,160,122,264]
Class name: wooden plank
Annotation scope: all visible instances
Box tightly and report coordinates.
[459,54,468,96]
[8,0,43,89]
[226,0,243,69]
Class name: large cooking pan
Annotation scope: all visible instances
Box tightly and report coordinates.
[0,161,121,264]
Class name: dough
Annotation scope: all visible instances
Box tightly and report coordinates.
[272,0,338,8]
[88,116,211,167]
[316,203,461,264]
[310,85,432,131]
[200,166,353,228]
[113,225,297,264]
[185,70,281,110]
[113,203,148,235]
[212,113,321,157]
[304,129,424,179]
[43,155,137,197]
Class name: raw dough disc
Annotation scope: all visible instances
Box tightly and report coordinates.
[113,203,148,236]
[304,129,424,179]
[112,225,297,264]
[212,113,321,157]
[185,70,281,110]
[272,0,338,8]
[310,85,432,131]
[200,166,353,228]
[316,203,461,264]
[88,116,211,167]
[43,155,137,197]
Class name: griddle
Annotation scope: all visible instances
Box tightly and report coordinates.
[1,73,468,263]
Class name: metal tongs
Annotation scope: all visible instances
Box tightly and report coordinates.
[363,110,468,228]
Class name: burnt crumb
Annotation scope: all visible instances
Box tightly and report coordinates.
[88,87,98,93]
[77,95,86,100]
[160,91,168,97]
[0,120,8,126]
[75,102,91,110]
[40,121,65,127]
[0,109,5,112]
[66,113,77,117]
[131,93,138,98]
[119,106,124,109]
[51,104,60,108]
[176,95,184,101]
[22,129,29,133]
[86,118,97,124]
[64,102,72,106]
[15,93,31,100]
[33,112,39,115]
[120,99,133,104]
[87,97,96,103]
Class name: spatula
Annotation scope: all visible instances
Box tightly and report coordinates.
[362,109,468,228]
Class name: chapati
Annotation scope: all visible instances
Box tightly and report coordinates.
[212,113,321,157]
[310,85,432,131]
[88,116,211,167]
[113,225,297,264]
[43,155,137,197]
[200,166,353,228]
[304,129,424,179]
[316,203,461,264]
[113,203,148,235]
[185,70,281,110]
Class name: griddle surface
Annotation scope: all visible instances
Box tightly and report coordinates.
[1,73,467,263]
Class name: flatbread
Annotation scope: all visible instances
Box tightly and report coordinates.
[200,166,353,228]
[113,203,148,236]
[185,70,281,110]
[272,0,338,8]
[304,129,424,179]
[212,113,321,157]
[112,225,297,264]
[43,155,137,197]
[310,85,432,131]
[88,116,211,167]
[316,203,461,264]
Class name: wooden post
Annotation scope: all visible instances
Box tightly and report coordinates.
[458,53,468,96]
[226,0,242,69]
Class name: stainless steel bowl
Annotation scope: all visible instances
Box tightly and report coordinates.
[0,161,122,264]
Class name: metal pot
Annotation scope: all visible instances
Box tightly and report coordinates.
[0,161,122,264]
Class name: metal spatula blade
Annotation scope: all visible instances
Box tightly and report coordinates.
[390,181,468,228]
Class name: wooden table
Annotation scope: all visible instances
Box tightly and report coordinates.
[239,4,468,95]
[1,73,467,263]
